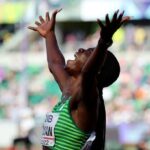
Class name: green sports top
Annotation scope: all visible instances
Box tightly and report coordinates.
[41,97,90,150]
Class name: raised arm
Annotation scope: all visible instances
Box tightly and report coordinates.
[89,11,130,150]
[28,9,69,91]
[78,10,130,116]
[82,10,129,78]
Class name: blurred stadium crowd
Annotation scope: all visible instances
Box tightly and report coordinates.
[0,0,150,150]
[0,24,150,149]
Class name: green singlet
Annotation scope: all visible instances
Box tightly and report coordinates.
[46,97,90,150]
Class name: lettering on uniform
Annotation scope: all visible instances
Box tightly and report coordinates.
[43,126,53,136]
[45,114,53,122]
[41,112,59,147]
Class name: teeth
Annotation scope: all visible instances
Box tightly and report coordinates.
[74,54,77,58]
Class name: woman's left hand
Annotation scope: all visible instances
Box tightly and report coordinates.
[97,10,130,41]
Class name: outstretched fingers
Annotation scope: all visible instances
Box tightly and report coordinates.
[28,26,37,31]
[57,8,62,13]
[105,14,110,25]
[51,8,62,21]
[112,9,119,23]
[117,11,125,23]
[120,16,130,25]
[35,21,41,26]
[46,12,50,22]
[111,10,130,28]
[39,16,45,23]
[97,19,104,28]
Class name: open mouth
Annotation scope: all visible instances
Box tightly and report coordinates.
[74,54,78,59]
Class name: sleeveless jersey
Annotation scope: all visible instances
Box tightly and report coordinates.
[42,98,90,150]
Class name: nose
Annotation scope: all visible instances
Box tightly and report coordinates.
[78,48,85,53]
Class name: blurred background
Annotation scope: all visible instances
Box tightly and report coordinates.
[0,0,150,150]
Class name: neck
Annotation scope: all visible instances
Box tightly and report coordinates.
[62,76,79,97]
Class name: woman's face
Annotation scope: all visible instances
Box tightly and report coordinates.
[65,48,93,75]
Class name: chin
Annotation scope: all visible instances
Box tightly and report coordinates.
[65,66,76,76]
[64,66,72,74]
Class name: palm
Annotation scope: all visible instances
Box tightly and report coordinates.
[97,10,130,40]
[28,9,62,38]
[37,21,52,37]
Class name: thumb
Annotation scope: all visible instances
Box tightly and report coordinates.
[28,26,37,31]
[120,16,130,26]
[51,8,62,21]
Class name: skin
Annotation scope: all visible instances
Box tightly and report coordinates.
[28,9,130,150]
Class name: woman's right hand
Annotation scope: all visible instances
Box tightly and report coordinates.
[28,8,62,38]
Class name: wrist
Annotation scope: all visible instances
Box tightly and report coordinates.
[99,38,113,47]
[45,31,55,38]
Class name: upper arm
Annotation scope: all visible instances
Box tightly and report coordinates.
[75,75,98,107]
[81,73,97,96]
[48,63,69,91]
[81,40,111,80]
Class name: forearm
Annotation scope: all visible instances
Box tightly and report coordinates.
[82,38,112,75]
[45,31,65,66]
